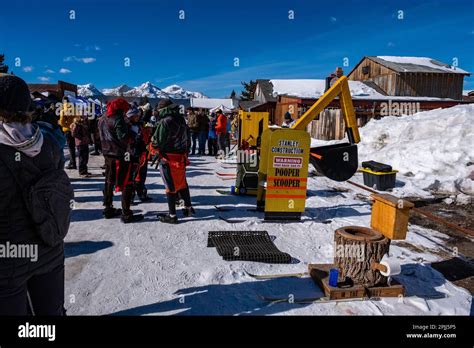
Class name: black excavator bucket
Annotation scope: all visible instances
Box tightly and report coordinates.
[309,142,358,182]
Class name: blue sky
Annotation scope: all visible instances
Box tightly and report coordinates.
[1,0,473,97]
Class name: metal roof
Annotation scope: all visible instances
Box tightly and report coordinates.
[368,56,470,75]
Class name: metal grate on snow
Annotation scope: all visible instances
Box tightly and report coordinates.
[207,230,292,264]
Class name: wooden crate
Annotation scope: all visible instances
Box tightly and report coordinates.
[371,194,414,240]
[308,264,405,300]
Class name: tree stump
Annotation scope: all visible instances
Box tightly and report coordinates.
[334,226,391,287]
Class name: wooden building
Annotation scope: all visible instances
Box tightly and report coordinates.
[28,80,78,100]
[348,56,470,100]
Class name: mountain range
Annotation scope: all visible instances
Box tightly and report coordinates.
[78,81,207,99]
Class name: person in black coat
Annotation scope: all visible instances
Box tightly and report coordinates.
[0,74,68,315]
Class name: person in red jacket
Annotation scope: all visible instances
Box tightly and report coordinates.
[215,109,227,157]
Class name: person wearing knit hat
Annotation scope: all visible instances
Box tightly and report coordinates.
[152,98,194,223]
[98,98,144,223]
[281,111,294,128]
[0,74,71,315]
[127,106,152,203]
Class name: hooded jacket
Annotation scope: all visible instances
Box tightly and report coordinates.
[215,113,227,135]
[98,99,130,158]
[70,117,91,146]
[152,104,190,155]
[58,102,76,133]
[0,124,65,285]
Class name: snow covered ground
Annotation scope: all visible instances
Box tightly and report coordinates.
[65,152,472,316]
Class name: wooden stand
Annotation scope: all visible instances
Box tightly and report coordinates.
[308,264,405,300]
[371,193,414,240]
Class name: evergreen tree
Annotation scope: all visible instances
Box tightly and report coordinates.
[239,80,256,101]
[0,54,9,73]
[230,90,236,99]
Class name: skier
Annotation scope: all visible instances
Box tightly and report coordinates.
[152,98,194,224]
[281,112,294,128]
[98,98,144,223]
[187,107,200,155]
[126,107,152,203]
[0,74,72,315]
[70,115,92,177]
[207,113,218,156]
[59,97,77,169]
[197,111,209,156]
[215,109,227,157]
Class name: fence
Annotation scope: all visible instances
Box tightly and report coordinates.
[307,109,373,140]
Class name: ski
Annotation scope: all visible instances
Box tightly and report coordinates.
[245,271,308,279]
[215,205,258,212]
[219,176,236,181]
[216,189,234,195]
[218,216,246,224]
[79,173,103,178]
[216,172,237,177]
[258,294,378,304]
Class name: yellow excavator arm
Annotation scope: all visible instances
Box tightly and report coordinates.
[290,76,360,144]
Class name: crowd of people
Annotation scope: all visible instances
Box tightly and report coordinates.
[0,73,243,315]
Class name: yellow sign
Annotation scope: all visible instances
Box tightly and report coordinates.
[259,128,310,213]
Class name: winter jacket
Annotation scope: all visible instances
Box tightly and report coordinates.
[70,119,91,146]
[187,113,199,132]
[208,118,217,139]
[198,113,209,133]
[0,131,65,286]
[97,98,131,158]
[129,122,147,161]
[58,102,76,133]
[215,114,227,135]
[152,104,190,155]
[98,114,129,158]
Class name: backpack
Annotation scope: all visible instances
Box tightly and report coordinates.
[0,140,74,247]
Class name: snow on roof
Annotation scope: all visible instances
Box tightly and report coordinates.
[190,98,236,109]
[269,79,458,101]
[375,56,469,74]
[270,79,387,99]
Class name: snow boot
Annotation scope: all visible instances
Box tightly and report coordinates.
[158,214,178,224]
[121,213,144,224]
[66,163,77,170]
[103,207,122,219]
[182,206,195,217]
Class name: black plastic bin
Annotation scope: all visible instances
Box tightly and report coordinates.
[360,161,397,191]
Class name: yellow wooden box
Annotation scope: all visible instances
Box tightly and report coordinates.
[370,194,414,240]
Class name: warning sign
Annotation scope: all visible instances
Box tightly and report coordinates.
[273,156,303,168]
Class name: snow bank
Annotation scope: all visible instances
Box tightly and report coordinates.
[358,104,474,197]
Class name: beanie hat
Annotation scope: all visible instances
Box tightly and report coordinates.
[284,112,292,120]
[158,98,173,109]
[126,107,140,118]
[0,74,32,113]
[106,98,130,117]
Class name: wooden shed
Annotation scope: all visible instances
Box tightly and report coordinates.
[28,80,78,100]
[348,56,470,100]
